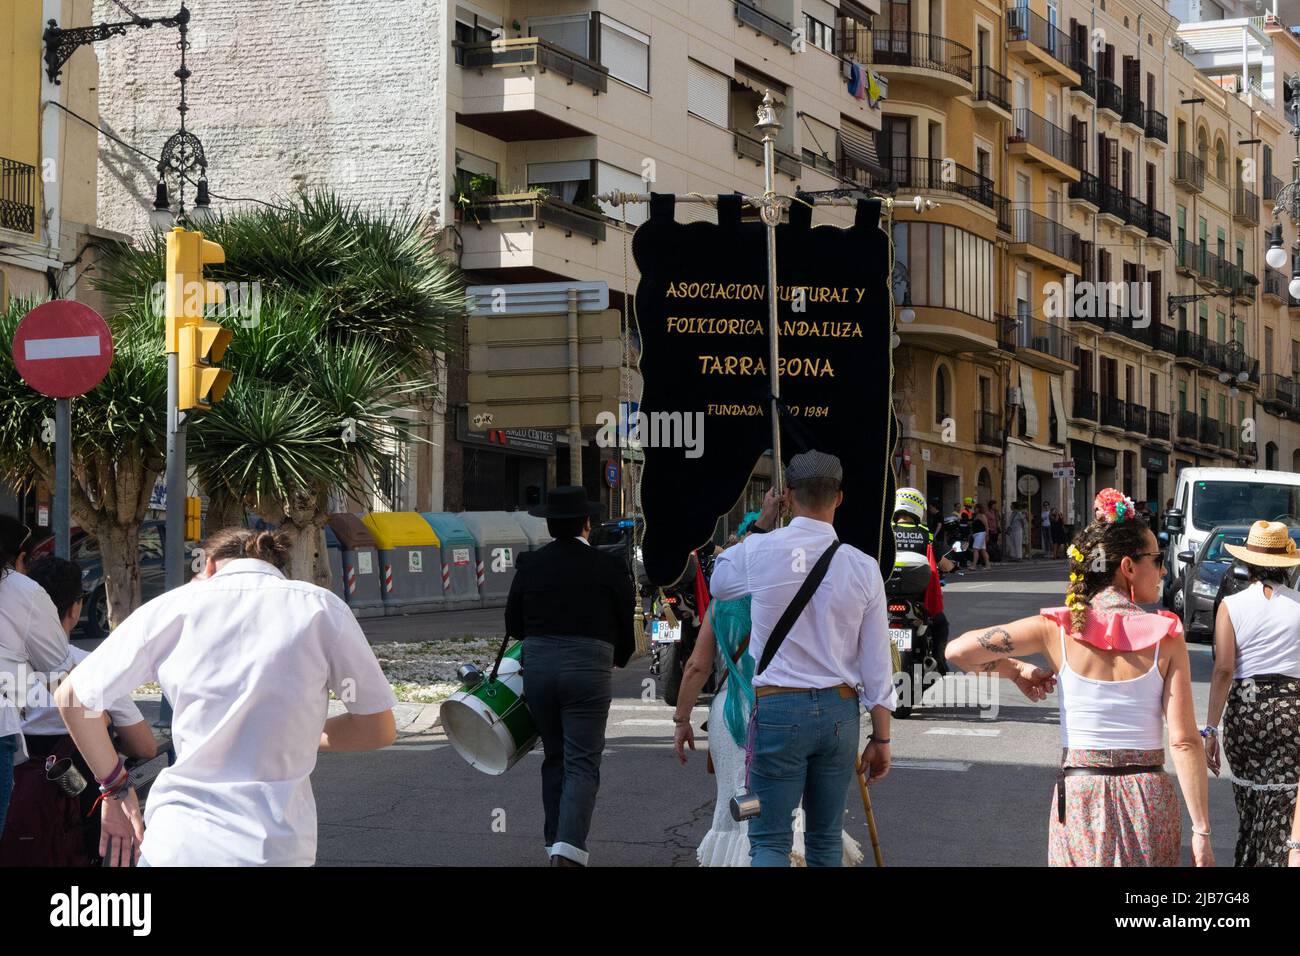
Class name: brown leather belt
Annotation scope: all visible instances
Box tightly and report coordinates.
[755,683,856,700]
[1056,764,1165,824]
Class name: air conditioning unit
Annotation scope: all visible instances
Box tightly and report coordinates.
[1007,386,1023,406]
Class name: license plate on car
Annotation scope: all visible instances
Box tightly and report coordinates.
[890,627,913,651]
[651,620,682,644]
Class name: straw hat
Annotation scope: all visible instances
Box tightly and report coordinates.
[1224,520,1300,568]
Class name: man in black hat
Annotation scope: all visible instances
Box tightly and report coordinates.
[505,486,635,866]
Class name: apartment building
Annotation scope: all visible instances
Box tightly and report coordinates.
[1,0,109,523]
[448,0,890,509]
[1061,0,1178,520]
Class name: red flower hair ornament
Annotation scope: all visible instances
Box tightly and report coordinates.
[1093,487,1137,524]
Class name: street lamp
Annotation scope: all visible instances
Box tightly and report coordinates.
[1269,74,1300,287]
[148,7,215,230]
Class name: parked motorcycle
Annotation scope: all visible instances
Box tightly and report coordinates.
[641,553,717,706]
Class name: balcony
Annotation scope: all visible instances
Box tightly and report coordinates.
[456,37,609,141]
[1175,329,1211,366]
[975,410,1002,448]
[1126,402,1148,436]
[1260,373,1300,415]
[899,305,1000,352]
[996,313,1017,351]
[1199,416,1222,448]
[1147,208,1171,245]
[995,194,1012,235]
[1072,387,1098,422]
[1099,394,1127,431]
[1145,109,1168,145]
[1173,151,1205,193]
[1235,271,1258,305]
[1149,410,1171,442]
[1175,238,1207,279]
[1175,410,1200,445]
[1122,94,1145,131]
[1220,348,1259,387]
[974,65,1011,114]
[1149,324,1176,355]
[1006,5,1080,83]
[1010,313,1077,369]
[1265,267,1287,303]
[884,155,994,210]
[1264,174,1284,204]
[1008,109,1081,180]
[458,191,609,274]
[1233,185,1260,226]
[735,1,795,47]
[735,131,801,179]
[1070,60,1096,100]
[1097,181,1127,225]
[1068,170,1101,210]
[1121,195,1150,235]
[0,158,36,235]
[1097,78,1123,118]
[1010,208,1083,271]
[864,30,974,96]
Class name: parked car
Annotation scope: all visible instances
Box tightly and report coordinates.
[74,521,197,639]
[1177,523,1300,640]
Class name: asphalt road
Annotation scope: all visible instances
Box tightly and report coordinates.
[311,558,1241,867]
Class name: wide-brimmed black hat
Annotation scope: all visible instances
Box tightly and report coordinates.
[528,485,601,520]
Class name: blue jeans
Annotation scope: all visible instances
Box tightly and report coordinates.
[748,689,860,867]
[0,734,17,841]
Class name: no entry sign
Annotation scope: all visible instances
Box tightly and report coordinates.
[12,300,113,398]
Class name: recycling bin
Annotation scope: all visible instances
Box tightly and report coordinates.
[420,512,482,610]
[324,525,347,603]
[511,512,554,552]
[456,512,529,608]
[362,512,446,615]
[327,513,385,618]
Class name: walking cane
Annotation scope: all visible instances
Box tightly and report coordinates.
[856,759,884,867]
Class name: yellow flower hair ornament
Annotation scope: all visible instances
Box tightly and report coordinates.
[1067,544,1086,564]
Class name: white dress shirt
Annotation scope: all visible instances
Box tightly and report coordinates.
[709,516,897,711]
[22,645,144,738]
[70,558,397,867]
[0,569,75,751]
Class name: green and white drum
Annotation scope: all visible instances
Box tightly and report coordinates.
[441,641,538,775]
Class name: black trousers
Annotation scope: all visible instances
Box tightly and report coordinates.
[521,635,614,865]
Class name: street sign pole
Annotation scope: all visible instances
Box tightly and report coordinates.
[54,398,70,559]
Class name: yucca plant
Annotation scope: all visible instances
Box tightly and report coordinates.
[0,191,468,627]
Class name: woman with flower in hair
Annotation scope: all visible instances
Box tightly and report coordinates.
[947,488,1214,866]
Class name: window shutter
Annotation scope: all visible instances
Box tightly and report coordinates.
[596,163,649,226]
[598,15,649,91]
[687,59,728,126]
[1020,366,1039,437]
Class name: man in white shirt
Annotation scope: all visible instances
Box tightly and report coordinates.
[709,450,895,867]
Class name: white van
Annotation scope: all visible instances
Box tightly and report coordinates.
[1162,467,1300,609]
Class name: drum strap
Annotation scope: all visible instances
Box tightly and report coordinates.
[756,541,841,675]
[489,633,512,682]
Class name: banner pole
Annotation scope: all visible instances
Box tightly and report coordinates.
[756,91,784,494]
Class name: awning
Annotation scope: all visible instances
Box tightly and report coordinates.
[840,121,887,178]
[734,64,787,103]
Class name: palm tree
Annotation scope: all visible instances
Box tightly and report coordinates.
[0,192,466,628]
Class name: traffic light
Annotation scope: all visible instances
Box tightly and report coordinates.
[165,226,232,412]
[184,496,202,541]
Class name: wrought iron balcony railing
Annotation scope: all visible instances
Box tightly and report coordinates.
[976,65,1011,110]
[1100,394,1127,428]
[1012,207,1082,262]
[1149,410,1171,441]
[1097,77,1123,114]
[1264,173,1284,203]
[1014,313,1077,363]
[1260,373,1299,412]
[1233,185,1260,225]
[976,410,1002,446]
[868,30,973,82]
[1122,93,1144,127]
[1,157,38,235]
[995,193,1013,234]
[1070,60,1096,99]
[884,155,994,209]
[1145,109,1168,143]
[1173,151,1205,191]
[1148,208,1171,243]
[1176,410,1200,443]
[1007,5,1078,68]
[1073,387,1098,420]
[1069,169,1101,205]
[1199,416,1222,447]
[1127,402,1148,434]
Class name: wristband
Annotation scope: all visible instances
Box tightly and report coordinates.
[95,757,125,788]
[1200,725,1219,738]
[1192,825,1211,837]
[870,735,890,744]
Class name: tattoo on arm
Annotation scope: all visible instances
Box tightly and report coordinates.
[980,660,999,672]
[976,627,1014,655]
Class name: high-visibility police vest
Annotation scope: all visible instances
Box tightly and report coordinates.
[892,521,931,563]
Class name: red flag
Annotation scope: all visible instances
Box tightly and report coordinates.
[694,555,711,620]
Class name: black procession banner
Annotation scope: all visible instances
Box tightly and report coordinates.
[631,192,897,586]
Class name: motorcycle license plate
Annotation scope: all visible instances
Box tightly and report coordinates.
[890,627,913,651]
[651,620,682,644]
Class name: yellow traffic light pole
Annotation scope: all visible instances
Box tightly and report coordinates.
[163,225,230,595]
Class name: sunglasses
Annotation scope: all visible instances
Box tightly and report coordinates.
[1133,550,1165,569]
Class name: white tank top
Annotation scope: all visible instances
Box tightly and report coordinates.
[1223,582,1300,681]
[1056,623,1166,750]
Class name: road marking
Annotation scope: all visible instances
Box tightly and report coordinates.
[943,581,1070,593]
[620,718,676,726]
[385,743,447,751]
[24,335,102,360]
[923,727,1002,737]
[892,758,973,771]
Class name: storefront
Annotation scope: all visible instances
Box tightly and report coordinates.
[1141,446,1169,511]
[455,409,555,511]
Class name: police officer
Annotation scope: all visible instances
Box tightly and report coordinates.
[891,488,954,670]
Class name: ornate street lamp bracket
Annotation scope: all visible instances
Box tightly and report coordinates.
[42,4,188,86]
